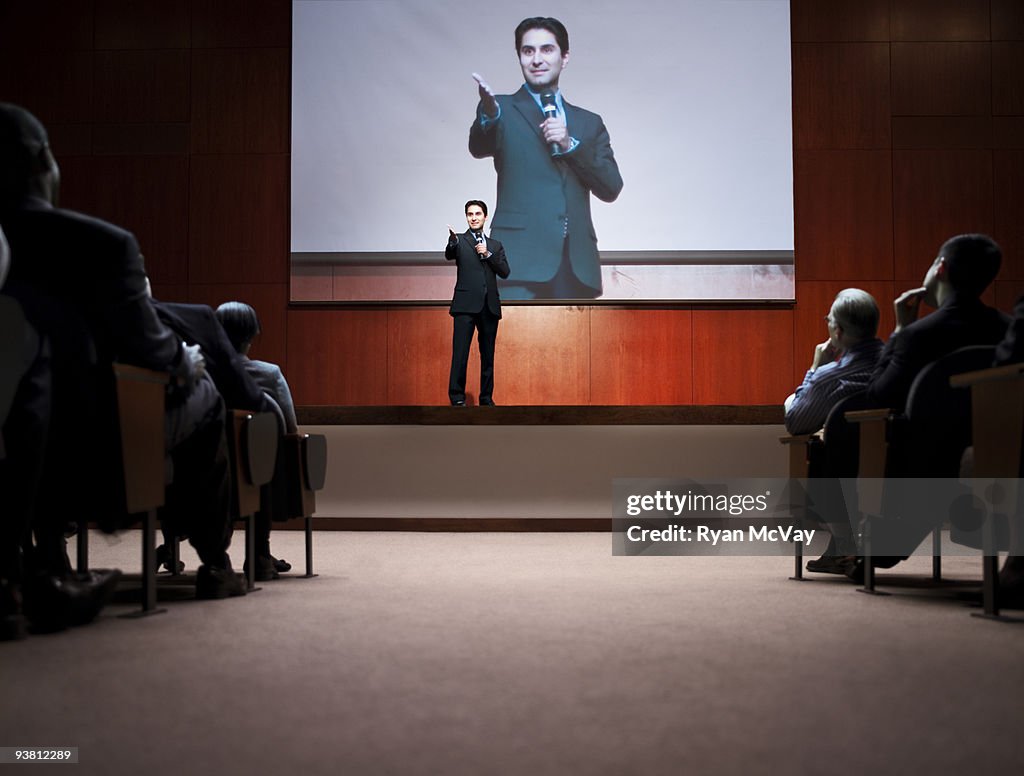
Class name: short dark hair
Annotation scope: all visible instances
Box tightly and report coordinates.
[515,17,569,54]
[0,103,49,207]
[215,301,261,353]
[465,199,488,217]
[938,234,1002,296]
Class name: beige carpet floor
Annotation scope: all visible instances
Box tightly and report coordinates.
[1,531,1021,775]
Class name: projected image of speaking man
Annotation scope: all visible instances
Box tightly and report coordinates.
[470,17,623,300]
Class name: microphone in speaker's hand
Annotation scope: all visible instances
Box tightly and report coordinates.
[540,91,559,155]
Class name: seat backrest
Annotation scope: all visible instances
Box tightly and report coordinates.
[229,410,279,517]
[903,345,996,475]
[821,389,869,477]
[905,345,995,425]
[112,363,168,514]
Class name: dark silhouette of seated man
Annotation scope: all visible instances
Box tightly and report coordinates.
[866,234,1008,413]
[150,289,278,576]
[0,103,246,607]
[820,234,1010,578]
[217,301,300,579]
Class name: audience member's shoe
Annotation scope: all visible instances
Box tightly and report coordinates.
[155,544,186,575]
[1,580,26,642]
[22,569,122,632]
[195,565,248,600]
[842,555,908,584]
[243,555,280,582]
[270,555,291,573]
[806,554,854,575]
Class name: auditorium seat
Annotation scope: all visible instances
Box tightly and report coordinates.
[949,360,1024,618]
[844,346,996,593]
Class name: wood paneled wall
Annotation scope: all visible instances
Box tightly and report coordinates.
[2,1,1022,406]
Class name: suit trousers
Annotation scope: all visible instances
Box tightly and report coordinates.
[449,304,499,404]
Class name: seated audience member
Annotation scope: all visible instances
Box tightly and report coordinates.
[150,289,279,574]
[826,235,1010,580]
[784,288,883,435]
[0,103,246,612]
[2,224,51,639]
[215,302,298,433]
[216,301,299,578]
[866,234,1009,413]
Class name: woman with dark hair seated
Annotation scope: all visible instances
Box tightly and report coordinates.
[216,301,298,577]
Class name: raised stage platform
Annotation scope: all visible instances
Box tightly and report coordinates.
[296,405,788,529]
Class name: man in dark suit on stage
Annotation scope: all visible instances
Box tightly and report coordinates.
[469,17,622,300]
[446,200,510,406]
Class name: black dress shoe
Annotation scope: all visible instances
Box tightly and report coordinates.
[451,400,466,406]
[244,555,280,582]
[806,554,854,575]
[479,399,496,406]
[1,580,26,642]
[195,565,247,600]
[22,569,122,632]
[270,555,291,573]
[155,544,185,574]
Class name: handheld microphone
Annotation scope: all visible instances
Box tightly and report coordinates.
[540,91,559,155]
[474,231,487,259]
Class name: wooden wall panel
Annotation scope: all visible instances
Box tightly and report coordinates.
[0,3,95,52]
[189,154,289,284]
[791,281,896,387]
[188,283,289,368]
[891,0,991,41]
[993,43,1024,115]
[993,0,1024,40]
[893,116,992,148]
[892,150,994,281]
[993,149,1024,278]
[286,310,388,405]
[891,43,991,115]
[494,307,590,406]
[590,309,693,405]
[192,0,292,48]
[793,150,893,280]
[792,43,891,149]
[692,310,794,405]
[190,48,290,154]
[94,51,190,124]
[94,0,190,49]
[0,51,93,126]
[55,155,190,286]
[790,0,890,42]
[386,309,453,405]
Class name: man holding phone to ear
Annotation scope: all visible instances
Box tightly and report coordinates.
[469,16,622,300]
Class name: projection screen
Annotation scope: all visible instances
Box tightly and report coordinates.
[291,0,794,303]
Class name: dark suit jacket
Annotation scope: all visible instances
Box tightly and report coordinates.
[469,86,622,295]
[152,300,271,414]
[445,230,509,317]
[1,196,187,503]
[866,292,1011,412]
[995,294,1024,366]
